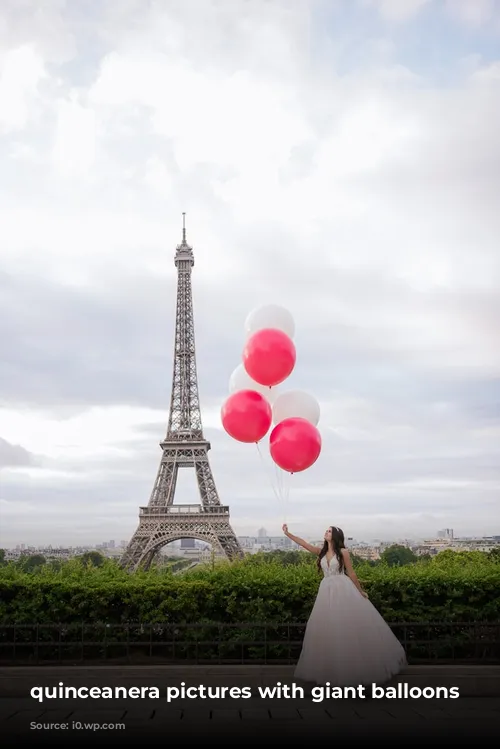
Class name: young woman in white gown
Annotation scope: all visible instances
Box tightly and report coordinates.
[283,523,407,686]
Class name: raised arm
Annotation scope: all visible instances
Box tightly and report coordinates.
[342,549,368,598]
[282,524,322,555]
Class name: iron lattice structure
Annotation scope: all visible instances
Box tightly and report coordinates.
[121,217,243,571]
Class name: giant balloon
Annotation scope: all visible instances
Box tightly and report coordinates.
[228,363,279,404]
[269,416,321,473]
[272,390,320,426]
[221,390,272,443]
[245,304,295,340]
[243,328,296,387]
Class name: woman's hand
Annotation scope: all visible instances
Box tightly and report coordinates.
[282,523,288,535]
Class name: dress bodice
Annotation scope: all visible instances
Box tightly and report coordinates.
[320,554,343,577]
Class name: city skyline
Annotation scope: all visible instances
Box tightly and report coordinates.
[4,526,498,559]
[1,0,500,548]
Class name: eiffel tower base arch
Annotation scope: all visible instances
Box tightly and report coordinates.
[121,505,244,571]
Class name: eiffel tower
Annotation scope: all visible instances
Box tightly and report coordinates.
[121,215,244,571]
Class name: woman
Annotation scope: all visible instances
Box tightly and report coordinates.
[283,523,407,686]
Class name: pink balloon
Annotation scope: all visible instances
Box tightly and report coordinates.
[243,328,296,387]
[221,390,272,443]
[270,417,321,473]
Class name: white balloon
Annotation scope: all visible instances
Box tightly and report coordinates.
[245,304,295,339]
[228,364,280,404]
[272,390,320,426]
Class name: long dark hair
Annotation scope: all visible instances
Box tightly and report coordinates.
[317,526,346,574]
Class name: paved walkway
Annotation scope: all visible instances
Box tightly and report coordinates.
[1,665,498,741]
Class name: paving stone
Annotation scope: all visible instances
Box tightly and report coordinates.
[297,707,333,721]
[144,708,183,723]
[267,706,303,720]
[3,708,45,722]
[209,709,241,721]
[240,707,270,721]
[0,704,19,719]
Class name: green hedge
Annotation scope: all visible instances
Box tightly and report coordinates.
[1,556,499,624]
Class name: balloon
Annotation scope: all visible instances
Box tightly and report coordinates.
[243,328,296,387]
[228,363,279,404]
[221,390,272,443]
[245,304,295,339]
[269,417,321,473]
[272,390,320,426]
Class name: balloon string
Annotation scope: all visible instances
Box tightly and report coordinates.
[273,459,287,524]
[281,468,291,524]
[255,442,282,510]
[282,471,287,524]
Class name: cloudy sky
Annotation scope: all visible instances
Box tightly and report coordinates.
[1,0,499,550]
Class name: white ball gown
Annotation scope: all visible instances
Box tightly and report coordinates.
[294,554,407,686]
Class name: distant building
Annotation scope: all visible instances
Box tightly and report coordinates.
[350,545,381,561]
[437,528,454,540]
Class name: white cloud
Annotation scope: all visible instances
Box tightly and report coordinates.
[0,405,164,461]
[445,0,499,28]
[0,0,499,547]
[0,45,45,132]
[88,53,311,181]
[0,0,76,64]
[52,93,96,177]
[361,0,432,22]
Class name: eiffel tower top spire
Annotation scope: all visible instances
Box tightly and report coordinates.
[175,211,193,265]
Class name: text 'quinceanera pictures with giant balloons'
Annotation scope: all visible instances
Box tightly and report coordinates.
[220,304,322,502]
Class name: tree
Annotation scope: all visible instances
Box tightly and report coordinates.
[380,544,418,567]
[19,554,46,572]
[242,549,314,567]
[488,547,500,563]
[349,553,374,568]
[79,551,105,567]
[0,549,6,566]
